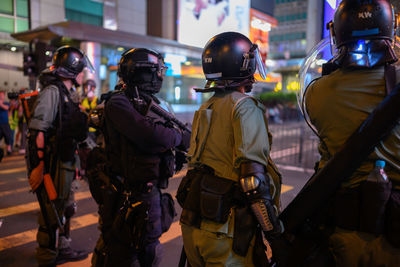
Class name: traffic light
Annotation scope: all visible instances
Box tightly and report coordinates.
[23,52,36,76]
[34,42,54,74]
[23,42,55,77]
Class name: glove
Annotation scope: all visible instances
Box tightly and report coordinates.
[177,129,191,151]
[29,161,44,191]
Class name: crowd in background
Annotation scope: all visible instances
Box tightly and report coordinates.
[0,89,27,162]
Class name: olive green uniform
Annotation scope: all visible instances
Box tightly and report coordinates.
[305,66,400,266]
[181,90,281,267]
[29,85,78,265]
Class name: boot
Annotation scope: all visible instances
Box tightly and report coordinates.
[55,247,88,265]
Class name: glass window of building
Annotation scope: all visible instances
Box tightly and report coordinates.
[0,0,28,33]
[65,0,103,26]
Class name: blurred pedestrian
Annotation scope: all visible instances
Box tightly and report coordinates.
[0,90,12,156]
[81,79,96,100]
[8,98,19,151]
[17,97,27,154]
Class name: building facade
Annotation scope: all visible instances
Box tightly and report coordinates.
[1,0,277,113]
[268,0,323,92]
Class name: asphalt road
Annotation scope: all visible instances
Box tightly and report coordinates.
[0,154,311,267]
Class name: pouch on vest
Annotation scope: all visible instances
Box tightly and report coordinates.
[160,192,177,233]
[158,150,175,189]
[200,174,235,224]
[126,155,160,186]
[385,190,400,248]
[180,169,204,227]
[177,168,203,208]
[86,147,109,205]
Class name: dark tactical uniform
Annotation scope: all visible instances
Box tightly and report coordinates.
[28,46,91,266]
[303,1,400,265]
[177,32,282,267]
[91,48,190,267]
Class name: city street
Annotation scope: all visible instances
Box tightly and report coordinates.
[0,153,312,267]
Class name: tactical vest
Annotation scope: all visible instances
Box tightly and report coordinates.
[40,74,88,162]
[103,90,174,190]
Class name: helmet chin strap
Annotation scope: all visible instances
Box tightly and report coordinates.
[194,77,255,93]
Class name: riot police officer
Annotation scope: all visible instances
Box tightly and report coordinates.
[91,48,190,267]
[176,32,282,266]
[302,0,400,265]
[28,46,92,266]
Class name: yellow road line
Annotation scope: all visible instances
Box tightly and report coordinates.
[0,186,31,198]
[0,191,92,217]
[0,214,179,253]
[0,167,27,175]
[0,213,98,251]
[160,220,181,244]
[281,184,293,194]
[1,155,24,162]
[59,253,94,267]
[60,221,184,266]
[0,178,26,186]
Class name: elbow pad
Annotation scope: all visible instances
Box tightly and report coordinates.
[240,161,282,235]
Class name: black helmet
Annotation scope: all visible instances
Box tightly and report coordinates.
[83,79,96,89]
[332,0,396,48]
[52,46,91,79]
[202,32,257,81]
[118,48,167,94]
[195,32,267,92]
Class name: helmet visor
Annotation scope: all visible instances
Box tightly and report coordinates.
[83,54,95,73]
[253,45,268,80]
[298,38,331,133]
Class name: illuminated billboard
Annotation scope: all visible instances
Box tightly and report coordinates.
[323,0,342,38]
[177,0,250,48]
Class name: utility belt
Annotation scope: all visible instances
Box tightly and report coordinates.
[177,166,258,257]
[332,180,400,248]
[86,147,176,249]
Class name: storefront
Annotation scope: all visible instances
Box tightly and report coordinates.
[11,20,211,107]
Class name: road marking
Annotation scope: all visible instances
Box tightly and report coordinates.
[1,155,25,162]
[0,167,27,175]
[281,184,293,194]
[0,191,92,217]
[0,186,31,198]
[59,253,93,267]
[58,221,187,266]
[0,177,28,185]
[160,221,181,244]
[0,160,26,168]
[0,214,180,253]
[277,164,314,174]
[0,213,98,251]
[171,170,187,180]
